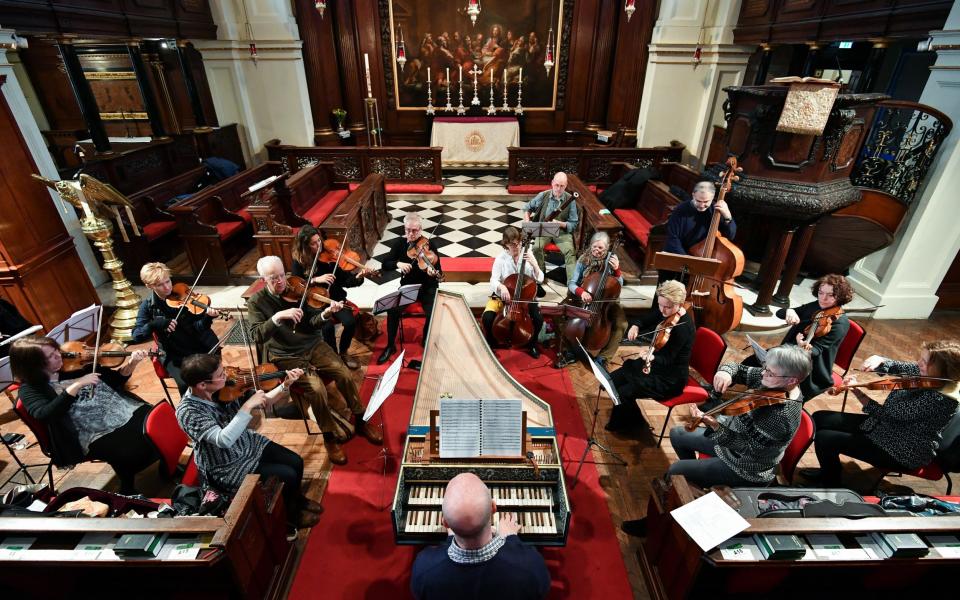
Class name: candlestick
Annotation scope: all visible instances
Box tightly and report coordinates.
[515,72,524,115]
[502,69,509,111]
[470,65,481,106]
[456,64,466,114]
[445,67,452,111]
[426,67,435,115]
[487,76,497,115]
[363,53,372,98]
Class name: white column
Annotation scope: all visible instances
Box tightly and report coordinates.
[0,29,108,286]
[196,0,314,164]
[635,0,753,164]
[847,4,960,319]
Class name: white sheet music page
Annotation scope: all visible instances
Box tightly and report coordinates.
[669,491,750,552]
[479,398,523,456]
[746,334,767,363]
[439,398,481,458]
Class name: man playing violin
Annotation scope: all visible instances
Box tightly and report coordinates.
[606,280,694,434]
[482,226,544,358]
[801,340,960,487]
[292,225,374,370]
[742,274,852,400]
[176,354,322,532]
[247,256,383,466]
[377,212,442,365]
[132,262,221,392]
[523,171,579,285]
[561,231,627,369]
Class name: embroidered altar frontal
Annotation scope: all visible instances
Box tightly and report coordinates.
[430,117,520,167]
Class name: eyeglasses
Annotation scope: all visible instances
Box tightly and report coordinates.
[404,227,422,234]
[263,274,285,282]
[761,367,791,379]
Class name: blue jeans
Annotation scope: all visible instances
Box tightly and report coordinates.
[666,426,758,488]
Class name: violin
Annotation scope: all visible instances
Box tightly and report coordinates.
[406,236,443,281]
[318,238,379,277]
[60,340,164,372]
[827,375,950,396]
[217,364,288,403]
[684,388,791,431]
[798,305,843,344]
[281,275,337,309]
[642,304,688,375]
[166,282,231,321]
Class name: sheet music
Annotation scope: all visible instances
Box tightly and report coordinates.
[439,398,481,458]
[0,325,43,348]
[579,339,620,405]
[247,175,279,193]
[479,398,523,456]
[669,491,750,552]
[364,350,405,422]
[746,334,767,363]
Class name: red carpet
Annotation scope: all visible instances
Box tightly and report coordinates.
[288,317,633,599]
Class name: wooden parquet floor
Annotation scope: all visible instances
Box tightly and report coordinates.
[2,313,959,599]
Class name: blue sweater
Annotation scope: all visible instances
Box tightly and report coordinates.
[663,201,736,255]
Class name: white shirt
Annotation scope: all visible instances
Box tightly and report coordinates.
[489,249,544,295]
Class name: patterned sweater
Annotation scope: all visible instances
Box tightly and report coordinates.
[714,363,804,483]
[176,392,269,494]
[860,360,959,469]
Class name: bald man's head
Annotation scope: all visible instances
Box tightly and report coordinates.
[442,473,494,541]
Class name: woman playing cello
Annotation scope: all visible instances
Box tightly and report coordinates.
[606,280,695,434]
[482,226,544,358]
[802,341,960,487]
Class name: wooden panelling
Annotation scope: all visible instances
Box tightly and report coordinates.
[0,0,216,39]
[265,140,443,185]
[0,75,99,330]
[506,144,684,186]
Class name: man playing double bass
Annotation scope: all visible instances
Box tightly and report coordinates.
[660,178,736,284]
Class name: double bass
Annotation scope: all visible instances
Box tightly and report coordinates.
[491,234,538,347]
[687,157,745,335]
[563,235,623,352]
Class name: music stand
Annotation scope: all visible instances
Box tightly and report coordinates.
[47,304,100,345]
[374,284,422,349]
[570,339,627,489]
[521,221,564,239]
[0,325,43,351]
[653,251,723,287]
[539,304,592,368]
[359,350,405,510]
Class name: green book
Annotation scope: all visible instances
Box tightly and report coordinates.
[113,533,166,557]
[753,533,807,560]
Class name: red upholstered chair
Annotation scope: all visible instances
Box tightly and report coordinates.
[181,453,201,487]
[779,410,815,484]
[144,401,190,478]
[650,327,727,447]
[13,398,57,491]
[876,461,952,495]
[833,319,866,412]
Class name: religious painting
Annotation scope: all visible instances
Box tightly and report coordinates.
[382,0,569,111]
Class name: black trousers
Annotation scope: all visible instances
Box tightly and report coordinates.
[164,361,187,394]
[254,440,305,522]
[481,304,543,349]
[385,285,437,347]
[812,410,906,486]
[86,404,157,495]
[322,306,356,354]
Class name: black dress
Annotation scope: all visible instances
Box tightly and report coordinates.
[291,257,363,354]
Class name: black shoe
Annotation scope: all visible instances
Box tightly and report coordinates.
[527,345,540,359]
[377,346,396,365]
[536,285,546,298]
[621,518,647,537]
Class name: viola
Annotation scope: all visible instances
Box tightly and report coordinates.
[642,304,688,375]
[406,236,443,281]
[491,234,538,348]
[60,340,164,372]
[318,238,380,277]
[683,388,791,431]
[798,305,844,344]
[827,375,950,396]
[166,282,231,321]
[218,364,288,404]
[281,275,337,310]
[563,236,623,352]
[687,157,745,335]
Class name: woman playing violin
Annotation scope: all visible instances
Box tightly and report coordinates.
[377,212,443,365]
[132,262,221,392]
[10,335,159,495]
[291,226,372,370]
[606,280,694,434]
[743,273,853,400]
[176,354,321,531]
[482,226,544,358]
[803,340,960,487]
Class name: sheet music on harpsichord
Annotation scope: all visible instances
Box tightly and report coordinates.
[439,398,523,458]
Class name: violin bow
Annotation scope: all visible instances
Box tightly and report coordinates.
[294,238,326,332]
[236,303,267,416]
[329,235,348,278]
[172,258,209,323]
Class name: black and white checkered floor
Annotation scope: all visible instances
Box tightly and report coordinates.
[442,174,509,187]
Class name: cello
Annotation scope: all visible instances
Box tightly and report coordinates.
[491,233,538,347]
[687,157,745,335]
[563,235,623,352]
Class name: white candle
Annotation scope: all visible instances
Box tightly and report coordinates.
[504,69,507,93]
[446,67,450,84]
[459,64,462,81]
[364,53,372,98]
[427,66,431,83]
[519,67,523,82]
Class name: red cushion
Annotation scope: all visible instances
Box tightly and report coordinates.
[216,220,246,240]
[347,183,443,194]
[441,257,495,272]
[660,376,710,408]
[142,220,177,242]
[614,209,653,246]
[303,189,350,227]
[905,462,944,481]
[508,185,549,194]
[236,208,253,224]
[544,242,561,253]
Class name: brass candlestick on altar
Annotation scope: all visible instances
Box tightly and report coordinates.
[426,66,435,115]
[32,174,142,342]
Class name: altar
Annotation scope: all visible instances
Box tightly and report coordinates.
[429,116,520,167]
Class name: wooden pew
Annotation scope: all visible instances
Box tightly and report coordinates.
[0,476,294,599]
[506,144,685,187]
[170,163,285,283]
[316,174,388,265]
[566,174,622,254]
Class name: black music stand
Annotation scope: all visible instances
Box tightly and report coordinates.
[570,340,627,489]
[653,251,723,287]
[521,221,564,239]
[374,284,422,350]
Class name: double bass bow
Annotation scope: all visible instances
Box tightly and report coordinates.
[491,233,538,348]
[687,158,745,335]
[563,235,623,353]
